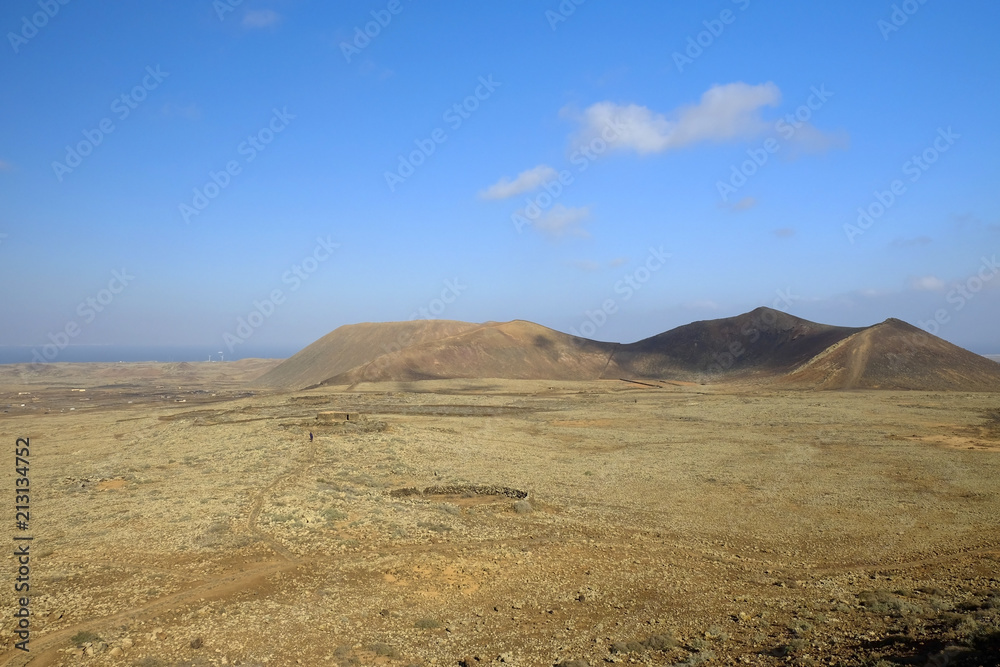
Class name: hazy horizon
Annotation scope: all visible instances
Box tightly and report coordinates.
[3,1,999,359]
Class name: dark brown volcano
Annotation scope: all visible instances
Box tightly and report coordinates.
[252,309,1000,391]
[608,307,863,382]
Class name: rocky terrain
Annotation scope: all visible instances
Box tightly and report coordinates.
[1,361,998,666]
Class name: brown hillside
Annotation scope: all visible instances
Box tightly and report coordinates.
[609,307,863,382]
[251,320,479,389]
[323,320,620,385]
[782,318,1000,390]
[252,310,1000,391]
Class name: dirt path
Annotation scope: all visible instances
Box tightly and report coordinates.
[843,329,873,390]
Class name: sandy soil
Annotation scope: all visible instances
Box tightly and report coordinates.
[1,363,998,666]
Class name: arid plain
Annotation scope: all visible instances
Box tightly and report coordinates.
[2,358,999,667]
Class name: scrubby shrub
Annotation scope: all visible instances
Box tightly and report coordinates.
[322,508,347,522]
[777,638,806,656]
[414,617,441,629]
[788,619,813,636]
[643,634,676,650]
[373,642,400,658]
[513,499,533,514]
[677,650,714,666]
[610,640,644,654]
[417,521,451,533]
[70,631,101,645]
[859,589,924,616]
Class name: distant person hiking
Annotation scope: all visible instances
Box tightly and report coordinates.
[309,432,313,442]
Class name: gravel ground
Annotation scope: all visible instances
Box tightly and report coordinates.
[1,368,998,666]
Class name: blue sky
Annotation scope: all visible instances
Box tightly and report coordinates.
[2,0,999,357]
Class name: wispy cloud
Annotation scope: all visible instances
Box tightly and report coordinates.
[782,123,850,157]
[243,10,281,29]
[480,165,558,200]
[527,204,590,238]
[774,228,796,238]
[728,196,757,211]
[568,82,781,155]
[0,159,12,171]
[910,275,945,291]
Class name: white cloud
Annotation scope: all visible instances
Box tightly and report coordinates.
[243,10,281,28]
[569,82,781,155]
[527,204,590,238]
[730,196,757,211]
[911,275,946,291]
[783,123,850,157]
[480,165,558,200]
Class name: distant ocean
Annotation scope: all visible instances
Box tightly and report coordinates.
[0,345,299,365]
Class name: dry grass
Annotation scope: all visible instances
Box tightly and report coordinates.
[0,365,998,665]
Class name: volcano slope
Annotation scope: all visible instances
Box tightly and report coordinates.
[609,307,865,382]
[323,320,622,385]
[781,318,1000,390]
[252,320,481,389]
[253,308,1000,391]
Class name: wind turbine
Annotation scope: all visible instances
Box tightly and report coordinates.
[218,351,224,362]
